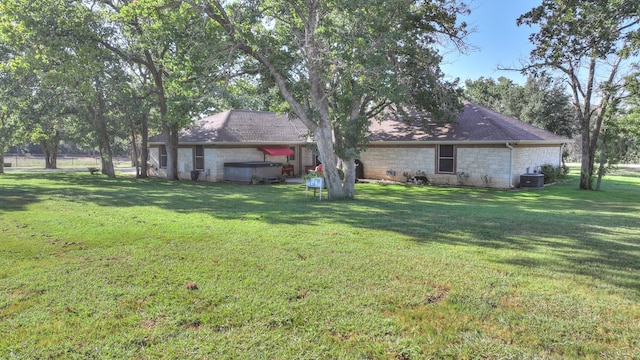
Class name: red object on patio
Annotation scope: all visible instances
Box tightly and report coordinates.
[258,147,294,156]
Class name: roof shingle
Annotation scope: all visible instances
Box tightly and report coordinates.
[150,102,569,145]
[149,110,308,144]
[367,101,569,143]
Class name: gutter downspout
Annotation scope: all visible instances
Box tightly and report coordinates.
[505,142,514,188]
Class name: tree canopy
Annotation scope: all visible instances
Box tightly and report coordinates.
[187,0,469,198]
[3,0,472,198]
[517,0,640,190]
[464,75,576,139]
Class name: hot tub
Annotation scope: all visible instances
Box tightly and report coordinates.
[223,161,283,182]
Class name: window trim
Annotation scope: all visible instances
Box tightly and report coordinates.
[437,144,456,174]
[159,145,168,169]
[193,145,205,171]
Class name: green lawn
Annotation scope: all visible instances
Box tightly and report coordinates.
[1,171,639,359]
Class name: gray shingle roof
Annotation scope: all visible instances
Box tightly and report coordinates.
[150,102,569,145]
[367,101,570,143]
[149,110,308,144]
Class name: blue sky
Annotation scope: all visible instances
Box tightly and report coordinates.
[440,0,541,86]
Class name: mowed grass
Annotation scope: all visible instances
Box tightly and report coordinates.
[1,171,639,359]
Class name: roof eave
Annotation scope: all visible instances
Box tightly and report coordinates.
[148,141,308,146]
[368,139,571,145]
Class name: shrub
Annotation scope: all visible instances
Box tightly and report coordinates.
[540,164,566,184]
[480,174,493,188]
[457,171,470,186]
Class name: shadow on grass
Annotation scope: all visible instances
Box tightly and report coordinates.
[1,172,639,294]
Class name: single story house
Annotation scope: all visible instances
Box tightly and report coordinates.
[362,101,570,188]
[148,102,570,188]
[148,110,314,182]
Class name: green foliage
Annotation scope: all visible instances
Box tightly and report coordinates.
[0,172,639,358]
[464,75,576,138]
[539,163,567,184]
[192,0,470,198]
[517,0,640,190]
[456,171,470,186]
[480,174,493,188]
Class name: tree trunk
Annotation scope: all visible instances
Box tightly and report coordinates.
[162,121,180,180]
[314,125,346,199]
[131,129,139,174]
[579,117,592,190]
[42,135,59,169]
[342,159,357,197]
[100,150,115,178]
[139,113,149,178]
[97,122,115,178]
[94,87,115,178]
[130,129,138,169]
[595,129,608,191]
[0,113,7,174]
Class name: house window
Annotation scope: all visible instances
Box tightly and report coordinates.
[193,145,204,170]
[438,145,455,173]
[159,145,167,169]
[288,146,296,161]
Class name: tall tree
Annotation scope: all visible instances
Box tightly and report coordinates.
[595,70,640,188]
[94,0,227,180]
[2,0,132,174]
[517,0,640,190]
[188,0,468,199]
[0,32,19,173]
[520,75,576,138]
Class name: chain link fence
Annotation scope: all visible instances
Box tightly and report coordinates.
[3,154,132,169]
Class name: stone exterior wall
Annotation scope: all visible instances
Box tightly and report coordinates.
[150,143,563,187]
[454,146,512,188]
[148,144,311,182]
[512,145,562,186]
[210,148,269,181]
[359,143,562,188]
[358,146,435,182]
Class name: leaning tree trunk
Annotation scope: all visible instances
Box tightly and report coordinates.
[314,125,346,199]
[0,152,5,174]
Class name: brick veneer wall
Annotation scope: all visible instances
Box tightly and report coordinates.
[149,143,562,186]
[511,145,562,186]
[359,144,562,188]
[358,146,435,182]
[455,146,511,188]
[149,145,311,182]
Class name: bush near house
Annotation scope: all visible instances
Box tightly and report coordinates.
[540,163,569,184]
